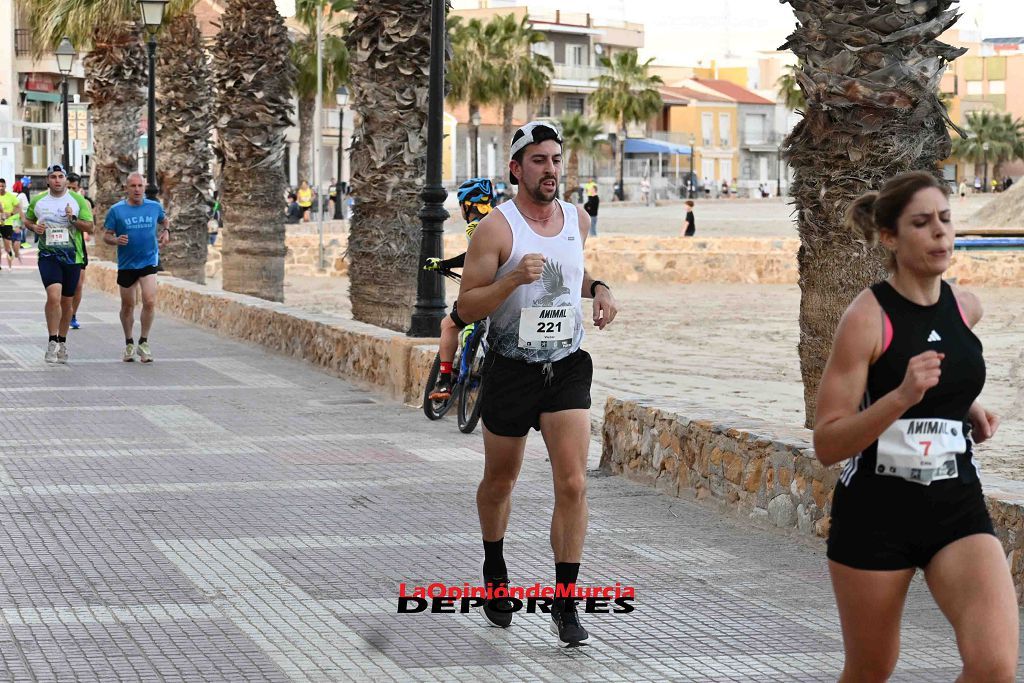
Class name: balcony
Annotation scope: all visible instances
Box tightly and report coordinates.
[552,64,608,85]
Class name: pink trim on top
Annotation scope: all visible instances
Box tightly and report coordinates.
[881,310,893,354]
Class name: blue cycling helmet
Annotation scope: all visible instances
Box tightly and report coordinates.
[457,178,494,218]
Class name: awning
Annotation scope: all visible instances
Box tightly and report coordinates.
[624,138,692,155]
[23,90,62,103]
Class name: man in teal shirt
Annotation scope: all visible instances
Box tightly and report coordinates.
[22,164,94,363]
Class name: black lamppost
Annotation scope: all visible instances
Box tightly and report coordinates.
[138,0,168,201]
[688,134,695,199]
[470,109,481,178]
[334,86,348,219]
[408,0,449,338]
[776,137,783,198]
[55,37,75,169]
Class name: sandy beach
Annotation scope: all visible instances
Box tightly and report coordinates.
[275,275,1024,481]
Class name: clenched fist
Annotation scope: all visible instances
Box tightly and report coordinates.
[511,253,545,286]
[896,351,944,407]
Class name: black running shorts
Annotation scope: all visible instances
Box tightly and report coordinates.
[827,478,995,570]
[480,349,593,438]
[0,226,13,240]
[117,265,161,288]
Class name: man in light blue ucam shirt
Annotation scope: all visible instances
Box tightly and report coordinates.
[103,172,170,363]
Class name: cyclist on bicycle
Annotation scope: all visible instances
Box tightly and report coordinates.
[423,177,494,400]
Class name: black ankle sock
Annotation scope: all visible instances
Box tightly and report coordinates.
[49,335,58,343]
[138,337,147,344]
[555,562,580,606]
[56,336,66,343]
[126,338,134,345]
[482,538,507,578]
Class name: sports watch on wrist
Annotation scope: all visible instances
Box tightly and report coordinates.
[590,280,609,297]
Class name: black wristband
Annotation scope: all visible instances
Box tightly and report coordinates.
[590,280,609,297]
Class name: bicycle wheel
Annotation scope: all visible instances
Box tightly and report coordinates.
[423,353,457,420]
[457,331,486,434]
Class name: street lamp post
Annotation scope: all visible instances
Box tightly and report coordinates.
[777,135,783,198]
[688,134,695,199]
[334,86,348,220]
[138,0,168,201]
[408,0,449,338]
[55,38,75,169]
[470,109,481,178]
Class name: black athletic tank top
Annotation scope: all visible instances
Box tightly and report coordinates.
[838,280,986,489]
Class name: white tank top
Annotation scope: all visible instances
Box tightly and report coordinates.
[487,199,584,363]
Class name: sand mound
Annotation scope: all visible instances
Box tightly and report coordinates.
[971,180,1024,227]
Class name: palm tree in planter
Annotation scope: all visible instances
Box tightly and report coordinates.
[210,0,296,302]
[590,50,663,201]
[155,10,214,283]
[558,112,604,201]
[345,0,434,330]
[780,0,966,426]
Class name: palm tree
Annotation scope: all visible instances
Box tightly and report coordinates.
[27,2,152,261]
[156,11,213,284]
[491,14,552,160]
[590,50,663,201]
[951,111,1023,187]
[448,16,498,178]
[558,112,604,201]
[781,0,966,426]
[28,0,211,272]
[775,64,805,111]
[210,0,295,302]
[345,0,432,331]
[292,0,351,187]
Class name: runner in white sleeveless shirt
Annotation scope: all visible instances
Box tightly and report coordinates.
[456,122,618,647]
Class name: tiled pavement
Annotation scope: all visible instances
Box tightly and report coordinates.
[0,262,1021,682]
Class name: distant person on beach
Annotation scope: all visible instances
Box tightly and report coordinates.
[958,180,967,201]
[681,200,696,237]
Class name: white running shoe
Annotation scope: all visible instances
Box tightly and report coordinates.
[44,340,59,363]
[56,341,68,364]
[137,341,153,363]
[123,343,136,362]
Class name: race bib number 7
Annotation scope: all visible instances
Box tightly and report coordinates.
[518,306,576,349]
[45,225,71,247]
[876,418,965,485]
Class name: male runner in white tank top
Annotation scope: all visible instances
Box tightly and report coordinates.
[457,122,618,647]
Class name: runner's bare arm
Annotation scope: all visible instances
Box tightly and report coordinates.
[575,204,618,328]
[951,285,983,328]
[457,212,539,322]
[813,290,924,465]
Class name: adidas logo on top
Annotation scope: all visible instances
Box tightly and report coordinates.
[927,330,942,342]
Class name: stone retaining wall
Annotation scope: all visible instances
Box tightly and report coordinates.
[601,396,1024,597]
[88,261,436,405]
[202,234,1024,287]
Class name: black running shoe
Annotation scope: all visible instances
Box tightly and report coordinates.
[480,575,514,628]
[550,599,589,647]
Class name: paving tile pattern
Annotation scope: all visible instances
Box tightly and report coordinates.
[0,265,1020,681]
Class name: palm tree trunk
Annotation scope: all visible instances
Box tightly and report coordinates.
[85,22,147,262]
[156,12,213,284]
[501,100,514,167]
[564,149,580,201]
[346,0,432,331]
[211,0,295,302]
[782,0,965,426]
[297,94,315,185]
